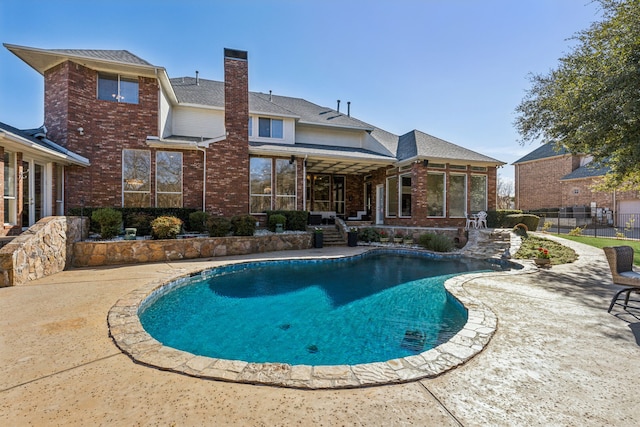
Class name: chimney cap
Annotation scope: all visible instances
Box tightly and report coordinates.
[224,48,248,61]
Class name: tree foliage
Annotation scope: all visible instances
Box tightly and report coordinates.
[515,0,640,189]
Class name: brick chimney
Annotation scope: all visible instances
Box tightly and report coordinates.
[204,48,250,215]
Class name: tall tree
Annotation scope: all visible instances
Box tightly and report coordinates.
[515,0,640,189]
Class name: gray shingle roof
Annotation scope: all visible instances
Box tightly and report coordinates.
[0,121,89,165]
[561,163,609,180]
[48,49,153,66]
[397,130,503,164]
[513,142,569,164]
[170,77,373,130]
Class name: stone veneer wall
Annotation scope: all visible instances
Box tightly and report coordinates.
[0,216,85,287]
[72,234,313,268]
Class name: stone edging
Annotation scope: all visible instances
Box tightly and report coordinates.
[107,251,532,389]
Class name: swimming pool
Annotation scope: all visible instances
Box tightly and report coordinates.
[109,248,514,388]
[139,251,505,366]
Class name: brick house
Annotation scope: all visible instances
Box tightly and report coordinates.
[2,43,504,236]
[513,142,640,225]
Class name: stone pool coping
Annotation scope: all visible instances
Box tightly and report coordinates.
[107,249,533,389]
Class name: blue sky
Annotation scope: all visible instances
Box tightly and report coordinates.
[0,0,602,185]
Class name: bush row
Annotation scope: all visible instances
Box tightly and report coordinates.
[356,227,454,252]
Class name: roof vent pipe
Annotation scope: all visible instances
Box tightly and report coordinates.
[337,99,341,113]
[269,90,272,101]
[195,70,199,85]
[347,101,351,117]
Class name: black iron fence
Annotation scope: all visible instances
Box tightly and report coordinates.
[526,209,640,240]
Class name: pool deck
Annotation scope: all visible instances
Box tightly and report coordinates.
[1,236,639,426]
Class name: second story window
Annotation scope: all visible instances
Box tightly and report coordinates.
[258,118,283,138]
[98,73,139,104]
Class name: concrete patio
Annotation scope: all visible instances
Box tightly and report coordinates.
[1,237,639,426]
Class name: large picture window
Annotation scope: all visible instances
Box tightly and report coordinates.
[449,174,466,217]
[427,172,445,217]
[258,117,283,138]
[156,151,183,208]
[3,152,16,224]
[250,157,272,213]
[386,176,398,217]
[470,175,488,212]
[122,149,151,207]
[275,159,296,210]
[98,73,139,104]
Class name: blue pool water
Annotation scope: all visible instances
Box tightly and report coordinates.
[140,252,505,365]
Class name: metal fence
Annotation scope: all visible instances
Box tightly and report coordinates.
[527,210,640,240]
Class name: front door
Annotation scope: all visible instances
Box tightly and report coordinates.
[21,160,45,229]
[376,184,384,225]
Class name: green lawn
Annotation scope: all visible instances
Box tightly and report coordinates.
[553,234,640,266]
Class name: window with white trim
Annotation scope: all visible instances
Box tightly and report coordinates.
[258,117,283,138]
[427,172,445,217]
[275,159,296,210]
[449,174,466,217]
[98,73,139,104]
[122,149,151,207]
[250,157,272,213]
[470,175,487,212]
[3,152,16,224]
[156,151,183,208]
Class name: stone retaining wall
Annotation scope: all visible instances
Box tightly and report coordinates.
[0,216,85,287]
[72,233,313,268]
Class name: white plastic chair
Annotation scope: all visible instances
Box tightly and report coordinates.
[465,213,477,230]
[476,211,487,229]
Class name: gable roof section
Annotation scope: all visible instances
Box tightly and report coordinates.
[397,130,504,165]
[0,122,89,166]
[513,142,569,164]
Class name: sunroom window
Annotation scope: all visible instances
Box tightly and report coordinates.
[427,172,445,217]
[470,175,487,212]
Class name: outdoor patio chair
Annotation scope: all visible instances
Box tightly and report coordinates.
[476,211,488,229]
[465,213,477,230]
[603,246,640,313]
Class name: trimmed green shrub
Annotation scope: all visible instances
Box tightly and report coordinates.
[429,234,455,252]
[231,215,256,236]
[417,233,433,248]
[358,227,380,242]
[188,211,210,233]
[487,209,522,228]
[505,214,540,231]
[151,216,183,239]
[268,214,287,232]
[418,232,454,252]
[91,208,122,239]
[266,210,309,231]
[207,216,232,237]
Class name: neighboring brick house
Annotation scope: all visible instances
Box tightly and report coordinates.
[513,142,640,225]
[2,43,504,236]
